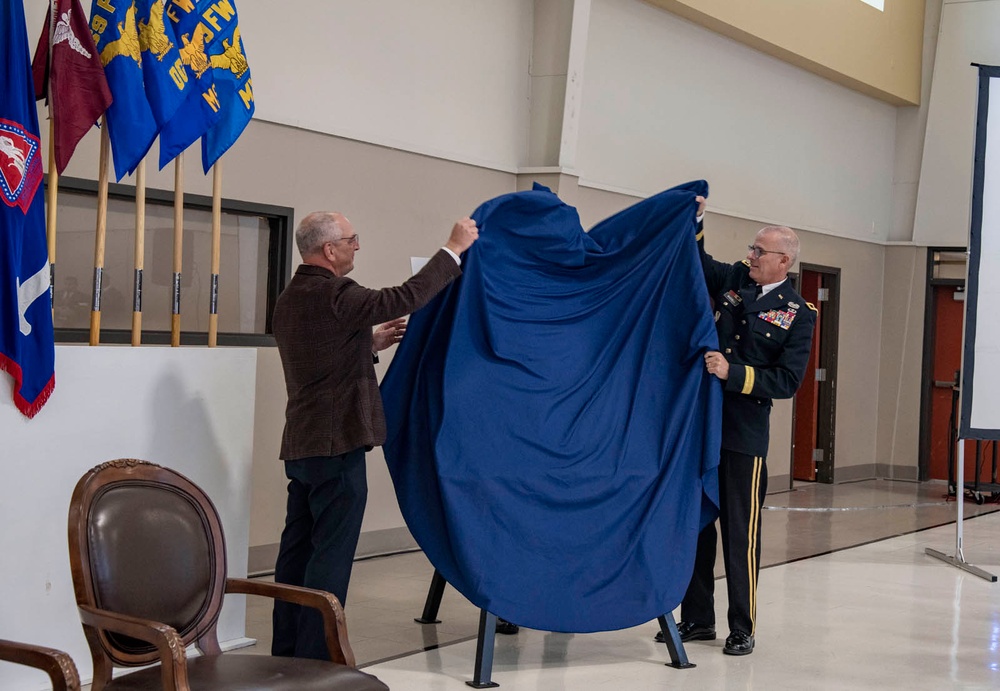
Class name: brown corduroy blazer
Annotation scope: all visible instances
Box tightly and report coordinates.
[273,250,461,461]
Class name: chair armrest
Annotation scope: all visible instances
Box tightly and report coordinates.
[77,604,191,690]
[225,577,356,666]
[0,639,81,691]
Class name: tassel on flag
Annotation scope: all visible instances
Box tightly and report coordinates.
[1,0,57,417]
[31,0,113,175]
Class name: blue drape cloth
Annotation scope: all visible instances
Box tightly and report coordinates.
[381,180,721,632]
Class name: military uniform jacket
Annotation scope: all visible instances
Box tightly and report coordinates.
[273,250,461,461]
[698,230,816,457]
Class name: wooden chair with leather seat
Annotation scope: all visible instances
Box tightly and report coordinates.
[0,638,81,691]
[67,458,388,690]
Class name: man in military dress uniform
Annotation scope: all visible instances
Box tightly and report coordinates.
[657,196,816,655]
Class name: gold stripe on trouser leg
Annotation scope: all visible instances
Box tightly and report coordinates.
[747,456,763,634]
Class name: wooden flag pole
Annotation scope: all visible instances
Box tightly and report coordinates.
[89,118,111,346]
[46,120,58,314]
[131,160,146,346]
[208,161,222,347]
[171,154,184,347]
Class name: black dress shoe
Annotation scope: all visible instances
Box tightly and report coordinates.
[653,621,716,643]
[496,618,519,635]
[723,630,754,655]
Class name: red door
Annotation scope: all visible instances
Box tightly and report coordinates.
[793,271,821,481]
[927,285,986,482]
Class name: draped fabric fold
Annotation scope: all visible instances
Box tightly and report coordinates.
[381,180,721,632]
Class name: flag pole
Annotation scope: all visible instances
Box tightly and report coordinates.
[89,118,111,346]
[171,154,184,347]
[45,3,57,315]
[46,120,58,314]
[131,160,146,346]
[208,161,222,347]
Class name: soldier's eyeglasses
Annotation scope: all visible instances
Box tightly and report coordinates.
[747,244,786,259]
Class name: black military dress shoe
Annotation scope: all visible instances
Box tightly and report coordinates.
[496,618,519,635]
[723,630,754,655]
[653,621,716,643]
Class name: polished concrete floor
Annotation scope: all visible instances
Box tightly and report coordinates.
[226,479,1000,689]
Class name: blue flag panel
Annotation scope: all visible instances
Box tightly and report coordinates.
[1,0,56,417]
[137,0,189,127]
[91,0,158,180]
[159,0,250,171]
[381,181,721,632]
[199,1,252,172]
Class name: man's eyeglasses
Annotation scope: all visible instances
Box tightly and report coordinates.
[331,233,360,247]
[747,244,786,259]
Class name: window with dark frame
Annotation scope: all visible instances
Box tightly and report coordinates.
[50,177,292,347]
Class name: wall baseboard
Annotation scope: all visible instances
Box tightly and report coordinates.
[249,526,419,576]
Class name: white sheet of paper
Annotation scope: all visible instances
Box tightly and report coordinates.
[410,256,430,275]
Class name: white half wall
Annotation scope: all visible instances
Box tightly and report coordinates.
[0,346,257,690]
[914,0,1000,246]
[576,0,897,241]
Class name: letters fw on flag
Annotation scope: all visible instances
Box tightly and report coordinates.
[31,0,112,175]
[1,0,56,417]
[89,0,191,181]
[159,0,254,172]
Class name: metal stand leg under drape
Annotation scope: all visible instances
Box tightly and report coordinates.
[657,613,695,669]
[416,568,697,685]
[414,569,448,624]
[466,609,500,688]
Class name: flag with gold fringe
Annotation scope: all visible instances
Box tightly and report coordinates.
[2,0,56,417]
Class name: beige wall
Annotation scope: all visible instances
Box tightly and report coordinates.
[577,185,900,483]
[29,0,952,565]
[877,246,927,479]
[644,0,924,105]
[579,0,898,243]
[47,116,516,558]
[46,118,932,559]
[914,0,1000,246]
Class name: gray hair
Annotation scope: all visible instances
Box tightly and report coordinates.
[758,225,800,265]
[295,212,343,256]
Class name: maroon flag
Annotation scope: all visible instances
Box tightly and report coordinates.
[31,0,112,174]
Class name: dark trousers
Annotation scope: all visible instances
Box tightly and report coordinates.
[271,448,368,660]
[681,449,767,636]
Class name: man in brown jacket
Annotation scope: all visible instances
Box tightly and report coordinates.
[271,210,478,660]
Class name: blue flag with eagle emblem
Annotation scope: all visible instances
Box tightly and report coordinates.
[200,0,252,172]
[92,0,191,179]
[91,0,158,180]
[159,0,252,172]
[136,0,189,128]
